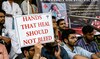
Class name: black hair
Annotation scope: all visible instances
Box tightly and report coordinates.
[0,9,6,15]
[21,46,34,57]
[82,25,94,34]
[57,19,64,26]
[52,16,56,19]
[50,4,59,10]
[62,29,76,43]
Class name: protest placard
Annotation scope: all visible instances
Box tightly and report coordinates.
[14,13,54,47]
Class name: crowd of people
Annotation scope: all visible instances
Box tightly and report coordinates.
[0,0,100,59]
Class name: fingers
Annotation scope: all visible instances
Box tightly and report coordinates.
[40,57,47,59]
[58,44,61,53]
[34,43,43,49]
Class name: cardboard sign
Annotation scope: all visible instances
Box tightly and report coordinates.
[14,13,54,47]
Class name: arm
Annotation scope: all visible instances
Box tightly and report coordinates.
[33,44,43,59]
[91,54,100,59]
[0,36,11,45]
[2,44,9,59]
[73,55,88,59]
[55,45,62,59]
[96,52,100,58]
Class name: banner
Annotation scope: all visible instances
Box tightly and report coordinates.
[14,13,54,47]
[37,0,100,35]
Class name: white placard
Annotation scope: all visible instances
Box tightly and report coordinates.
[14,13,54,47]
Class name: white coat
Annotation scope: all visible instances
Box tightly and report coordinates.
[21,0,38,15]
[2,1,22,59]
[2,1,22,30]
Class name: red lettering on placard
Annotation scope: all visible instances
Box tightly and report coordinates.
[38,36,52,43]
[23,15,42,22]
[23,38,36,45]
[21,23,36,29]
[26,29,48,37]
[38,22,50,27]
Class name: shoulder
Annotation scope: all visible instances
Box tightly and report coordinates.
[75,46,83,49]
[2,1,8,4]
[76,38,85,45]
[13,2,19,6]
[91,41,97,44]
[91,41,98,46]
[75,46,89,52]
[21,0,27,5]
[74,46,86,52]
[77,38,84,42]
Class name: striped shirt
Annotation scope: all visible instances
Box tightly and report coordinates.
[76,38,100,53]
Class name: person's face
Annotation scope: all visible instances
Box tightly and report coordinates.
[28,47,35,59]
[65,34,77,46]
[84,31,94,41]
[53,5,58,11]
[0,12,5,24]
[24,46,35,59]
[52,19,57,29]
[59,20,66,30]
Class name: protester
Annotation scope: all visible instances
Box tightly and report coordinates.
[0,8,10,59]
[2,2,22,58]
[21,0,38,15]
[62,29,100,59]
[2,0,22,29]
[76,25,100,57]
[21,44,46,59]
[52,16,61,44]
[40,40,70,59]
[0,8,11,54]
[57,19,67,41]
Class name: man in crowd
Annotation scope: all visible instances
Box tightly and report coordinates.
[0,8,9,59]
[52,16,62,44]
[21,44,46,59]
[62,29,100,59]
[76,25,100,57]
[2,0,22,29]
[57,19,67,41]
[2,0,23,58]
[41,40,70,59]
[0,8,11,54]
[57,19,67,32]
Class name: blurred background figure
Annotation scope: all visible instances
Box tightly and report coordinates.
[0,8,11,54]
[2,0,22,30]
[2,0,22,58]
[0,8,10,59]
[52,16,62,45]
[21,0,38,15]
